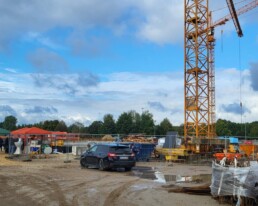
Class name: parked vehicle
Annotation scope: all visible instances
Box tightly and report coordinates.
[80,143,136,171]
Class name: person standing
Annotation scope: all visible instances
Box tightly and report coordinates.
[10,137,17,154]
[130,143,140,161]
[4,137,9,153]
[0,137,3,152]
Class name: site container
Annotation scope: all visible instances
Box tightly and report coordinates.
[134,143,155,161]
[122,142,155,161]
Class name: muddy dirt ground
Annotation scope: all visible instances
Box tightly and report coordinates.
[0,152,228,206]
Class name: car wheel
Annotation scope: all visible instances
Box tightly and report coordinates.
[99,159,106,171]
[80,158,88,168]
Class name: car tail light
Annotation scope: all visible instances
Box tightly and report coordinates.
[108,152,116,157]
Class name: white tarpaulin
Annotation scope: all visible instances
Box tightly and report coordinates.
[210,161,258,206]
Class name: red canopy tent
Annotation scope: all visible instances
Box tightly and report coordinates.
[10,127,52,154]
[11,127,50,138]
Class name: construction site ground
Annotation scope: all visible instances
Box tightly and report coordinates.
[0,152,228,206]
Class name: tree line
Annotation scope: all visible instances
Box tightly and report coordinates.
[1,111,258,137]
[0,111,174,136]
[216,119,258,138]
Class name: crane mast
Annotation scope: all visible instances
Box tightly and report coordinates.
[184,0,209,141]
[208,11,216,138]
[184,0,258,142]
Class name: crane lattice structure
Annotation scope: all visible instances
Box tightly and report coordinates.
[184,0,258,142]
[184,0,210,141]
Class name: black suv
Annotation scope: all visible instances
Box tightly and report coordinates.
[80,143,136,171]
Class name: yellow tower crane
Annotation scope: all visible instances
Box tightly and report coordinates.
[184,0,258,144]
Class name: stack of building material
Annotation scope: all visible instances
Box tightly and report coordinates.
[101,135,115,141]
[210,161,258,205]
[123,135,150,143]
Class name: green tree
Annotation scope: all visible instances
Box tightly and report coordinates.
[42,120,60,131]
[130,111,141,133]
[244,123,250,138]
[216,119,232,136]
[69,122,85,133]
[235,123,244,136]
[157,118,173,135]
[55,120,68,132]
[3,115,17,131]
[33,121,44,129]
[116,112,133,134]
[101,114,116,134]
[249,122,258,137]
[140,111,154,135]
[88,121,103,134]
[177,124,185,136]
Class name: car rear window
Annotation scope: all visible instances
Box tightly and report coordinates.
[109,146,131,154]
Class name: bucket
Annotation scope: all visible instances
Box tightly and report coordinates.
[30,147,39,152]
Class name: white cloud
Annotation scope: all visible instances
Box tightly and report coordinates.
[0,0,257,128]
[0,0,184,49]
[0,70,183,125]
[64,114,92,126]
[1,67,258,126]
[135,0,183,44]
[24,32,65,50]
[216,67,258,123]
[0,0,256,51]
[4,68,17,73]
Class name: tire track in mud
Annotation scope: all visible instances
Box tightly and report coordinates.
[0,172,69,206]
[63,172,112,206]
[2,167,112,206]
[29,174,68,205]
[103,180,138,206]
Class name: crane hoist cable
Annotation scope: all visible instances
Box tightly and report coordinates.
[221,29,224,52]
[238,38,243,125]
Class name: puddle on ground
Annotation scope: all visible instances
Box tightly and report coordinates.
[130,166,157,180]
[129,166,211,184]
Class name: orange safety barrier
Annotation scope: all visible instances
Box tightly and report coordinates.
[213,153,242,161]
[239,144,255,156]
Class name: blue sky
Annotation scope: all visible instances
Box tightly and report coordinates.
[0,0,258,126]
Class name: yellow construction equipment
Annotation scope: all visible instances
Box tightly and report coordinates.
[156,147,189,161]
[50,139,64,147]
